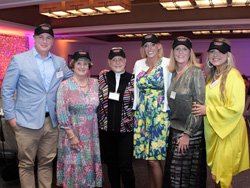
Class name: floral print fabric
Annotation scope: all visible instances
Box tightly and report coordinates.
[134,62,170,160]
[56,77,102,188]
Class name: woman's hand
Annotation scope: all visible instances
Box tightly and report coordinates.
[99,69,109,75]
[192,103,206,116]
[70,136,80,151]
[177,133,190,154]
[66,129,80,151]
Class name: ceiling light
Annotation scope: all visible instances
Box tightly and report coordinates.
[65,0,97,16]
[39,2,69,18]
[212,30,220,34]
[221,30,230,34]
[196,0,227,8]
[159,0,194,10]
[232,30,242,33]
[232,0,250,6]
[117,33,171,38]
[242,29,250,33]
[40,0,131,18]
[193,29,250,35]
[192,31,201,35]
[124,34,134,37]
[201,31,210,34]
[160,32,171,36]
[159,0,248,10]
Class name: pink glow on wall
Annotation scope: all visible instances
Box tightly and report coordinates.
[28,34,35,49]
[0,26,32,36]
[0,33,29,87]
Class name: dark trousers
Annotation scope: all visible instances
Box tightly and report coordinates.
[99,130,135,188]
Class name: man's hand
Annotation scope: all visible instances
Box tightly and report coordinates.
[8,118,17,128]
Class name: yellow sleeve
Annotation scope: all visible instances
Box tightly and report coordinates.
[206,69,245,139]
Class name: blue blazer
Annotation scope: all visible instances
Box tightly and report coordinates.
[1,49,73,129]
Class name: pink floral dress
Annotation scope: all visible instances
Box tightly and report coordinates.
[56,77,102,188]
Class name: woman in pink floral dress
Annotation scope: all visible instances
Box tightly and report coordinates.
[56,51,102,188]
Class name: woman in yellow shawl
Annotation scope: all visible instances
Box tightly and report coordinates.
[193,38,249,188]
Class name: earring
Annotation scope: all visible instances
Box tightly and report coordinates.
[207,61,213,68]
[227,57,230,66]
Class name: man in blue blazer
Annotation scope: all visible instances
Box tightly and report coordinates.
[1,23,72,188]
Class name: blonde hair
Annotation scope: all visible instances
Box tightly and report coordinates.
[205,38,235,103]
[168,48,201,73]
[140,43,164,59]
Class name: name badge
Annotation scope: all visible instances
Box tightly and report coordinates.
[56,71,63,78]
[109,92,120,101]
[210,79,219,88]
[170,91,176,99]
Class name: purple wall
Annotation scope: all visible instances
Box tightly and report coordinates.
[52,38,250,76]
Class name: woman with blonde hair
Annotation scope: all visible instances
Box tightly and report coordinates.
[133,34,171,188]
[163,36,207,187]
[193,38,249,188]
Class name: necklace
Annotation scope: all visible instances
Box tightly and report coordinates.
[214,63,231,77]
[215,70,221,77]
[73,77,89,89]
[176,64,189,75]
[213,66,230,81]
[79,84,88,88]
[214,69,224,80]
